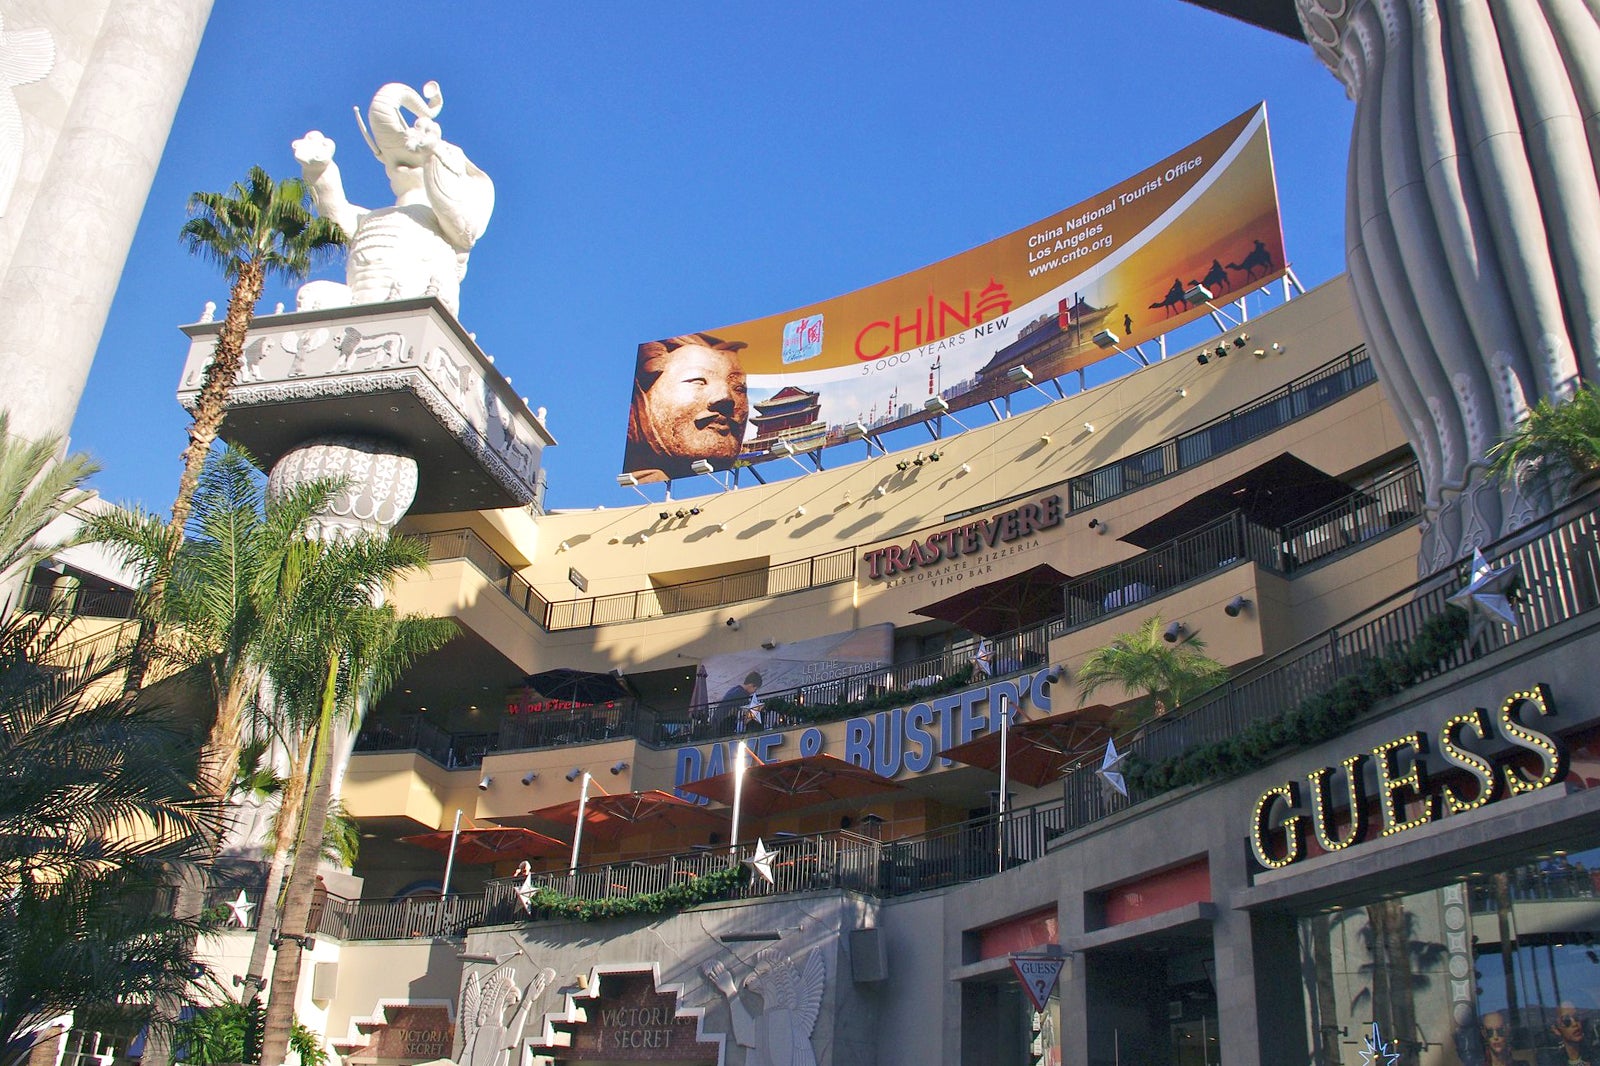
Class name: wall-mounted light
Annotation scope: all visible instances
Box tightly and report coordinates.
[925,396,951,414]
[1088,518,1107,535]
[793,505,806,517]
[761,639,777,650]
[1270,342,1285,354]
[637,532,649,544]
[772,440,796,458]
[896,460,910,471]
[928,450,942,462]
[1224,595,1252,618]
[522,771,539,785]
[959,462,971,474]
[715,522,728,533]
[566,768,583,782]
[1038,433,1052,445]
[1183,284,1213,305]
[690,459,715,475]
[1082,422,1095,434]
[1196,352,1210,366]
[1213,345,1229,360]
[610,761,629,775]
[1163,621,1188,643]
[616,472,639,488]
[477,775,493,791]
[1232,333,1250,349]
[1175,387,1187,397]
[658,511,671,521]
[872,485,887,498]
[557,540,571,552]
[725,617,740,630]
[1092,329,1119,350]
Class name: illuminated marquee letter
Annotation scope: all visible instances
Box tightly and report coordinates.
[1372,733,1436,837]
[1497,683,1567,796]
[1250,781,1305,869]
[1307,753,1368,852]
[1438,708,1499,814]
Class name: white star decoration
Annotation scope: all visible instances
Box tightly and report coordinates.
[744,838,776,885]
[1097,739,1128,798]
[1447,548,1519,641]
[515,869,538,912]
[1358,1022,1400,1066]
[225,890,254,928]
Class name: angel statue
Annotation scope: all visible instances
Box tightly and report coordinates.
[292,80,494,317]
[704,947,827,1066]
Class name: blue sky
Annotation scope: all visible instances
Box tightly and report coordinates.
[74,1,1354,514]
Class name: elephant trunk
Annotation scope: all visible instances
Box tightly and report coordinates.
[361,80,443,162]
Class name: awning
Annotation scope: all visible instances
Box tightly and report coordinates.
[940,704,1121,788]
[1121,453,1356,547]
[521,667,631,705]
[398,826,569,865]
[526,789,730,842]
[678,753,905,818]
[911,563,1072,637]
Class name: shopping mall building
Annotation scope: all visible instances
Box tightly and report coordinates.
[11,2,1600,1066]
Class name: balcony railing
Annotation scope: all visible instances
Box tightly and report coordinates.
[1065,345,1375,512]
[354,701,645,768]
[316,892,487,940]
[1060,462,1424,631]
[19,580,138,619]
[1057,488,1600,834]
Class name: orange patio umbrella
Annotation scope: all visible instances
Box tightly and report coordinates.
[678,753,905,819]
[525,789,730,842]
[398,825,569,866]
[940,704,1121,788]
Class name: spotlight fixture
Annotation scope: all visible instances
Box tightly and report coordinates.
[1252,349,1267,358]
[1083,422,1095,434]
[841,421,869,441]
[761,638,777,650]
[725,617,740,630]
[1088,518,1107,535]
[1270,342,1285,354]
[1039,433,1052,444]
[609,761,629,775]
[1005,365,1035,386]
[557,540,571,552]
[1176,387,1187,397]
[1183,284,1213,305]
[715,521,728,532]
[637,532,649,543]
[1224,595,1252,617]
[659,511,671,521]
[896,460,910,471]
[958,462,971,474]
[793,505,806,517]
[1163,621,1188,643]
[912,456,924,466]
[1213,345,1228,360]
[924,396,951,414]
[1092,329,1119,350]
[689,507,701,516]
[477,775,493,791]
[772,440,796,458]
[928,451,942,462]
[616,472,640,488]
[1196,352,1210,366]
[1232,333,1250,349]
[690,459,715,476]
[1044,665,1066,684]
[872,485,887,498]
[521,771,539,786]
[566,768,583,782]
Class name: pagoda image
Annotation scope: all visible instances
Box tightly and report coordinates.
[745,385,828,457]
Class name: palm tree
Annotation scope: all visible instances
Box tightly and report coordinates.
[0,410,97,611]
[1075,615,1229,728]
[1487,383,1600,501]
[0,596,221,1063]
[258,535,454,1065]
[123,167,344,694]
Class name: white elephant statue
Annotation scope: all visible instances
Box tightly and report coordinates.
[292,80,494,318]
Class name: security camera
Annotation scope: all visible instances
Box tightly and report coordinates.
[1088,518,1107,534]
[1225,595,1251,618]
[477,775,493,791]
[521,771,538,786]
[610,761,629,775]
[725,617,740,630]
[1163,621,1187,643]
[565,768,583,783]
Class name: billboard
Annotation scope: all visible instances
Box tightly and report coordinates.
[621,105,1286,483]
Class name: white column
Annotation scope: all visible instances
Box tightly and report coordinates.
[0,0,213,443]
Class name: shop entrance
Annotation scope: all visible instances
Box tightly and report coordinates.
[1086,939,1217,1066]
[531,970,720,1065]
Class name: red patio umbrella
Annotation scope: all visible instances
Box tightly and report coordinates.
[678,753,905,819]
[398,825,569,865]
[525,789,730,842]
[940,704,1121,788]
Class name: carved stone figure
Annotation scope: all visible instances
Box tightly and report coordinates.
[704,948,826,1066]
[0,11,54,218]
[266,436,419,540]
[293,80,494,317]
[459,958,555,1066]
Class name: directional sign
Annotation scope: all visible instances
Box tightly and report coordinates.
[1010,954,1065,1012]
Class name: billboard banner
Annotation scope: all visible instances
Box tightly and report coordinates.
[622,104,1286,483]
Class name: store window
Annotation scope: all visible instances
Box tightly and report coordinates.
[1301,844,1600,1066]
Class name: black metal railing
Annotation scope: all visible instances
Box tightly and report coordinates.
[1065,346,1374,512]
[19,580,138,619]
[317,892,487,940]
[354,700,646,768]
[1060,462,1424,631]
[1057,490,1600,833]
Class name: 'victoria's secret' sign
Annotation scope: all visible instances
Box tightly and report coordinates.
[863,494,1062,584]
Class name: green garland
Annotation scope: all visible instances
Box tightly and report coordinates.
[760,663,978,723]
[1124,607,1469,795]
[521,863,747,923]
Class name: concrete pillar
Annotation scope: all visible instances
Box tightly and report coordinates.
[1296,0,1600,572]
[0,0,212,444]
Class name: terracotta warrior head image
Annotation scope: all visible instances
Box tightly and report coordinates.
[624,333,749,482]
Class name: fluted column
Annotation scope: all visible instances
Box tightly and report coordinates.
[1298,0,1600,572]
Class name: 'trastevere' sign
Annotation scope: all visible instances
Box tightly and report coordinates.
[1249,683,1567,871]
[863,494,1063,583]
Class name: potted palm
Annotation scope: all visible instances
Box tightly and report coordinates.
[1487,384,1600,500]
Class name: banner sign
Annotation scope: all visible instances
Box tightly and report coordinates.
[621,105,1286,482]
[1011,955,1067,1013]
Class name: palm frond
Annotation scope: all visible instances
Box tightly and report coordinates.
[0,412,98,587]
